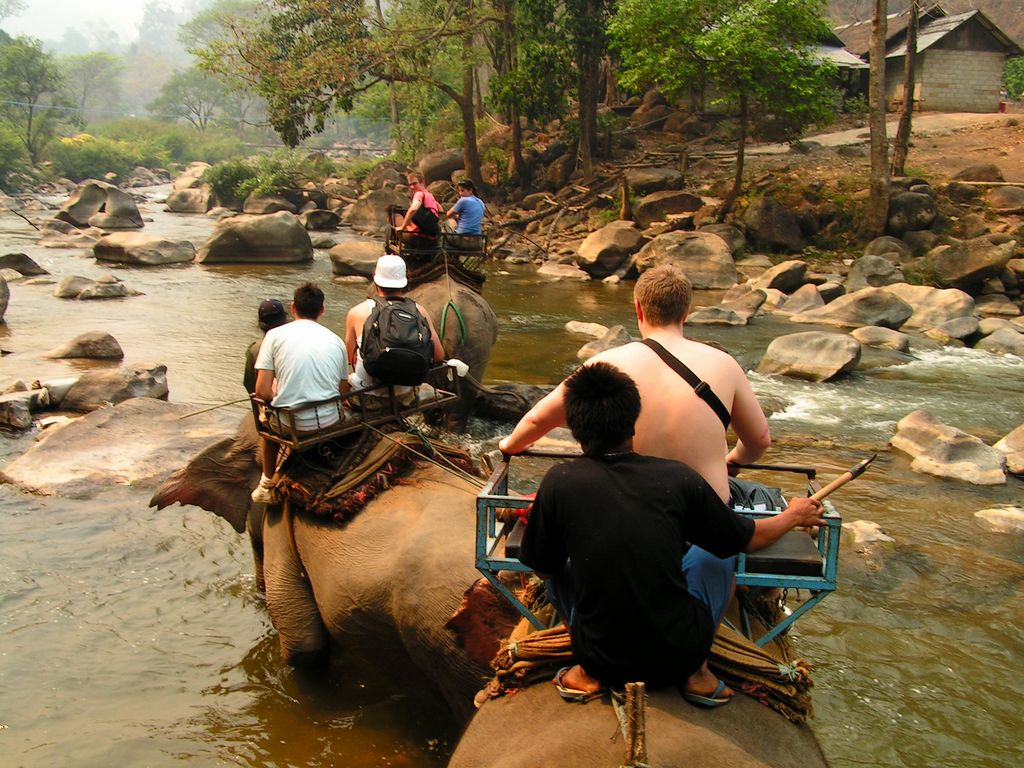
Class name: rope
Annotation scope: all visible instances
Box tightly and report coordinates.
[361,421,485,490]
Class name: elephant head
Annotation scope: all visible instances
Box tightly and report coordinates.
[450,683,829,768]
[151,415,518,724]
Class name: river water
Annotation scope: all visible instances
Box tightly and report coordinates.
[0,187,1020,767]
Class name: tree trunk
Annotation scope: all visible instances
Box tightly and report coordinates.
[863,0,890,239]
[460,37,484,187]
[577,52,599,181]
[890,0,918,177]
[718,93,747,220]
[502,0,528,185]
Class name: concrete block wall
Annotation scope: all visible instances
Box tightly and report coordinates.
[920,49,1004,112]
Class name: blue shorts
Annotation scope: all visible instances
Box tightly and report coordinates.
[681,547,736,625]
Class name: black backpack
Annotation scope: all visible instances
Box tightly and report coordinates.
[410,204,440,237]
[361,297,434,386]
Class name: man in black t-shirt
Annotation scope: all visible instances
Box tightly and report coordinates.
[518,362,824,706]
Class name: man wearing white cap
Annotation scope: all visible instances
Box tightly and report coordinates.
[344,254,445,397]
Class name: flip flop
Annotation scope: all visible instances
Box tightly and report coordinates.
[681,678,733,708]
[553,666,605,703]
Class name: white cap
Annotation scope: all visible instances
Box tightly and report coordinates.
[374,254,408,289]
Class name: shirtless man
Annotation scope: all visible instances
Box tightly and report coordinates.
[499,264,770,503]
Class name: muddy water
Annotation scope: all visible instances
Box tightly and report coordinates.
[0,190,1021,767]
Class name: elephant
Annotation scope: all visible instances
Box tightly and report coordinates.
[149,415,516,724]
[407,276,499,427]
[449,683,828,768]
[151,419,831,764]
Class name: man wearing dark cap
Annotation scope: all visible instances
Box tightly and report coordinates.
[244,299,289,394]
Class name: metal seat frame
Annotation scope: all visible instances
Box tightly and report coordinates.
[475,451,842,642]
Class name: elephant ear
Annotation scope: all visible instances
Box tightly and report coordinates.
[446,578,522,669]
[149,415,261,533]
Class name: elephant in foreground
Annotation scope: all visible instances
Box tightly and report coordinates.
[450,683,828,768]
[152,420,831,765]
[150,416,512,723]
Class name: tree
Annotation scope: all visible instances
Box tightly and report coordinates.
[196,0,494,185]
[863,0,890,238]
[564,0,614,180]
[60,51,125,123]
[890,0,917,177]
[1005,57,1024,100]
[148,66,228,130]
[611,0,836,214]
[0,0,25,21]
[0,36,67,165]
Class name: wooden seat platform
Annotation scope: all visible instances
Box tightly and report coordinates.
[251,363,461,453]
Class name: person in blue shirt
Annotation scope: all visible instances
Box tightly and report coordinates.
[445,179,485,234]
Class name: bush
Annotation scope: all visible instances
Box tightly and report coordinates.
[202,149,337,204]
[201,156,257,208]
[0,125,28,189]
[48,133,170,182]
[90,118,247,165]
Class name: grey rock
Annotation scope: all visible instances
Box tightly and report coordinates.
[634,231,737,289]
[974,506,1024,534]
[60,363,169,412]
[242,195,297,215]
[687,306,747,326]
[328,240,384,278]
[196,212,313,264]
[633,190,703,229]
[624,167,683,195]
[418,149,464,184]
[749,259,808,293]
[165,187,212,214]
[922,236,1017,291]
[45,331,124,360]
[864,236,911,261]
[299,209,341,231]
[343,188,409,236]
[851,325,911,351]
[885,283,975,328]
[846,254,906,292]
[56,179,143,230]
[578,325,631,360]
[757,331,861,382]
[744,197,804,252]
[985,186,1024,213]
[953,163,1004,182]
[577,221,646,279]
[775,283,824,315]
[887,191,937,235]
[698,224,746,255]
[0,253,47,276]
[94,232,195,265]
[975,326,1024,356]
[790,287,913,329]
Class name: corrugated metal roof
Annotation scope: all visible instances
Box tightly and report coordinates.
[887,9,1024,57]
[814,45,869,68]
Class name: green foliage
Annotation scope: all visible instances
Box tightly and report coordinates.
[842,93,868,117]
[1005,57,1024,100]
[48,133,170,181]
[148,66,230,131]
[0,122,27,188]
[91,118,246,165]
[59,51,124,122]
[0,36,69,164]
[202,149,335,203]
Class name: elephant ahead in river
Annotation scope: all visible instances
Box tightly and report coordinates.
[150,416,506,723]
[408,277,498,427]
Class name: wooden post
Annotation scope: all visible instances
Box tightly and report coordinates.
[623,681,648,766]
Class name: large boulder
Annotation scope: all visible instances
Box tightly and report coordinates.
[53,274,139,300]
[343,188,408,236]
[789,287,913,329]
[920,237,1017,291]
[633,191,703,229]
[536,262,590,281]
[0,253,47,276]
[975,506,1024,534]
[624,167,683,195]
[985,186,1024,213]
[756,331,861,382]
[299,209,341,231]
[845,254,906,292]
[329,240,385,278]
[37,219,103,248]
[56,179,144,230]
[890,410,1006,485]
[365,162,406,189]
[686,306,747,326]
[774,283,824,316]
[864,236,911,262]
[886,191,937,235]
[0,397,240,497]
[576,221,646,279]
[974,326,1024,356]
[995,422,1024,476]
[698,224,746,255]
[851,325,911,352]
[953,163,1004,182]
[633,231,737,289]
[578,325,631,360]
[196,212,313,264]
[45,331,124,360]
[743,197,804,253]
[94,232,195,266]
[59,363,169,413]
[883,284,975,328]
[242,195,297,215]
[165,187,213,214]
[418,150,464,184]
[749,260,807,293]
[172,162,210,191]
[924,316,980,345]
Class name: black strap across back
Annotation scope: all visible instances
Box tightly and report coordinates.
[640,338,731,430]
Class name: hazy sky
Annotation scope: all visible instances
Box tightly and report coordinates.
[3,0,191,45]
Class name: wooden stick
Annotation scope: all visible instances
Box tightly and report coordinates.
[809,454,877,501]
[624,681,648,766]
[177,397,251,419]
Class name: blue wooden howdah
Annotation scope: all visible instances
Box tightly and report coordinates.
[475,450,842,642]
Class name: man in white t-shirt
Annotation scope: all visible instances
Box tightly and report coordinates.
[252,282,349,502]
